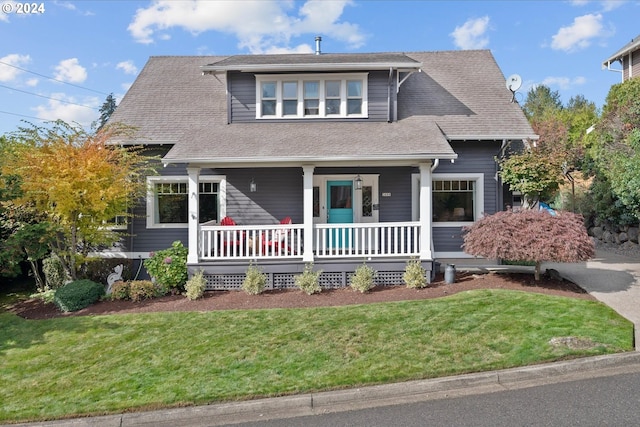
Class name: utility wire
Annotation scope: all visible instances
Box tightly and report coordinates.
[0,83,98,110]
[0,60,110,96]
[0,110,48,122]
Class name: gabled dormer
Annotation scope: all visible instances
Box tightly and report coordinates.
[201,53,421,124]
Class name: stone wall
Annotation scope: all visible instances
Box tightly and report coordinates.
[588,221,639,245]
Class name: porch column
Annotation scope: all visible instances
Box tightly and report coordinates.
[418,162,433,260]
[302,165,315,263]
[187,166,201,264]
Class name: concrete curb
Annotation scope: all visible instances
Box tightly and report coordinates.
[11,351,640,427]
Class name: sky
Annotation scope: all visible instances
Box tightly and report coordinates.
[0,0,638,135]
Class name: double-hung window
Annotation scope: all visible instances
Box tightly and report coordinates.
[256,73,368,119]
[147,176,225,228]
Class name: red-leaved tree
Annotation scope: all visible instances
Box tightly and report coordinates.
[462,210,594,280]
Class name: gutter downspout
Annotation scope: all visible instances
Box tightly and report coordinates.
[387,67,393,123]
[605,60,624,83]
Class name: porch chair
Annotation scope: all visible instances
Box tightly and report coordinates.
[262,216,293,255]
[219,216,244,256]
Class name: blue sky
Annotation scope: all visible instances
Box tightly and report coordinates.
[0,0,638,135]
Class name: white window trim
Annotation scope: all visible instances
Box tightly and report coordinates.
[256,73,368,119]
[146,175,226,229]
[412,173,484,227]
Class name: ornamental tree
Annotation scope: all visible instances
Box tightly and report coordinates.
[4,121,155,280]
[462,209,594,280]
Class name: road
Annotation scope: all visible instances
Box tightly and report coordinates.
[229,369,640,427]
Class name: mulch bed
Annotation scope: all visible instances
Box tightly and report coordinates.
[7,271,593,320]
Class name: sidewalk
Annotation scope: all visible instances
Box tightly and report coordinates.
[544,249,640,350]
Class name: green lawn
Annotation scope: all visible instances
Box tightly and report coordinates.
[0,289,633,423]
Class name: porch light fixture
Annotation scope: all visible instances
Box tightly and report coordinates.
[355,174,363,190]
[250,178,257,192]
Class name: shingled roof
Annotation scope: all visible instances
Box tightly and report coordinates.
[603,33,640,66]
[109,50,536,165]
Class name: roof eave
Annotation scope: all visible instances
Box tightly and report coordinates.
[201,62,422,74]
[603,39,640,65]
[162,153,458,166]
[445,134,539,141]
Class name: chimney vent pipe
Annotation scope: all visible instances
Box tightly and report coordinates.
[315,36,322,55]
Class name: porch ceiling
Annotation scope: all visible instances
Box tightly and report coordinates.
[162,118,456,165]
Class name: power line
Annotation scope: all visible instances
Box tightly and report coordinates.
[0,110,49,122]
[0,60,111,96]
[0,83,98,110]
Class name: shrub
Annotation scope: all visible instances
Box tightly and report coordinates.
[54,279,105,312]
[80,257,132,284]
[30,289,56,304]
[110,280,131,300]
[43,254,69,290]
[242,263,267,295]
[128,280,157,302]
[404,258,428,289]
[350,263,377,293]
[144,241,188,291]
[294,263,322,295]
[186,270,206,300]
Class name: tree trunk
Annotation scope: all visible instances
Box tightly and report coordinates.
[534,261,541,281]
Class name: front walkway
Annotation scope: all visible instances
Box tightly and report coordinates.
[544,250,640,350]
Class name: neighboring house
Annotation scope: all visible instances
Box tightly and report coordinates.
[603,33,640,82]
[108,47,536,289]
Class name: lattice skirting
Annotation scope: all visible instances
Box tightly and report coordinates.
[203,270,413,291]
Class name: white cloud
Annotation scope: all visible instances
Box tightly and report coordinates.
[116,60,138,75]
[25,78,38,87]
[541,76,587,90]
[570,0,626,11]
[33,93,99,127]
[127,0,365,53]
[551,13,603,51]
[53,58,87,83]
[450,16,490,50]
[0,53,31,82]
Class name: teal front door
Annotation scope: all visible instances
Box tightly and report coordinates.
[327,180,353,248]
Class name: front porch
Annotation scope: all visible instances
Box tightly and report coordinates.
[185,163,437,290]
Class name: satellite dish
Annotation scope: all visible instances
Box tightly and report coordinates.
[506,74,522,103]
[506,74,522,91]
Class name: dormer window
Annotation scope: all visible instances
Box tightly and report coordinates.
[256,73,368,119]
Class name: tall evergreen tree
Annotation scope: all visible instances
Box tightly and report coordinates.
[95,93,117,131]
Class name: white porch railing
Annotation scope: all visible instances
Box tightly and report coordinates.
[314,222,420,258]
[199,221,421,261]
[200,224,304,260]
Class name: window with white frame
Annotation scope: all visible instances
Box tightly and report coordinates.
[256,73,368,119]
[147,176,224,228]
[411,173,484,224]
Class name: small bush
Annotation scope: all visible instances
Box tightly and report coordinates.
[80,257,132,284]
[186,270,206,300]
[54,279,105,312]
[43,254,69,290]
[144,241,188,291]
[350,263,377,293]
[30,289,56,304]
[110,280,130,300]
[242,263,267,295]
[404,258,428,289]
[128,280,157,302]
[295,263,322,295]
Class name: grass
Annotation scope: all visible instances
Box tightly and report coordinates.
[0,289,633,423]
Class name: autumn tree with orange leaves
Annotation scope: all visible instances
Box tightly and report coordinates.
[4,121,155,280]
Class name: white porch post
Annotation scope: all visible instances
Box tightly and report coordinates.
[187,167,200,264]
[419,162,433,260]
[302,165,315,263]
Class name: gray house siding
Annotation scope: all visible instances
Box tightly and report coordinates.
[432,140,503,254]
[229,70,393,123]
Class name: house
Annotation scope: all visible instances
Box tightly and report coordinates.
[603,33,640,82]
[108,46,536,290]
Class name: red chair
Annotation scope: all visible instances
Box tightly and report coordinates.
[220,216,243,255]
[262,217,293,255]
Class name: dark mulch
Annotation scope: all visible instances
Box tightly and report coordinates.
[7,271,593,320]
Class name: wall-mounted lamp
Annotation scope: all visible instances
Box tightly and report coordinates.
[249,178,257,193]
[355,174,363,190]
